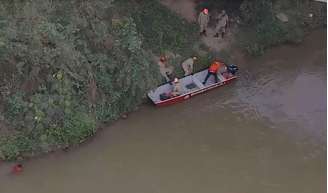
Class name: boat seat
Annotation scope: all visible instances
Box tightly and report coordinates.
[192,76,205,89]
[185,83,197,90]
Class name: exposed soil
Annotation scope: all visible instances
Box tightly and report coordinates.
[160,0,238,53]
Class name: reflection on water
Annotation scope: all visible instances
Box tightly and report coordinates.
[0,30,326,193]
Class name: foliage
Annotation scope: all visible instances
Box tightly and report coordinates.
[238,0,320,56]
[0,134,32,160]
[115,0,198,56]
[96,17,161,121]
[237,0,277,55]
[0,0,190,160]
[4,91,29,127]
[0,110,96,160]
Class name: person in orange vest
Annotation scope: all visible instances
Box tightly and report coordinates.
[202,61,224,85]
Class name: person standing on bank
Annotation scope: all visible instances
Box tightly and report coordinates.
[198,8,209,36]
[214,10,229,38]
[181,56,197,76]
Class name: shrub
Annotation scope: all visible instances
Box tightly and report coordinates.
[0,135,20,160]
[0,0,197,160]
[236,0,323,56]
[0,133,33,160]
[116,0,198,56]
[61,111,96,145]
[4,91,30,128]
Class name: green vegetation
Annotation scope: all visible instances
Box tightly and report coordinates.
[195,0,325,56]
[114,0,200,77]
[0,0,199,160]
[237,0,325,56]
[0,0,324,160]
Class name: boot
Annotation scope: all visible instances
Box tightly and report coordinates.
[214,33,219,38]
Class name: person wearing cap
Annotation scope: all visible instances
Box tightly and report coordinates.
[198,8,210,36]
[203,60,225,85]
[181,56,197,76]
[214,10,229,38]
[171,77,182,97]
[158,56,173,82]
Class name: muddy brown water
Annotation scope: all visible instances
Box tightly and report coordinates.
[0,30,326,193]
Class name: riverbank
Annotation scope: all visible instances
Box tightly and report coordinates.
[162,0,326,56]
[0,29,326,193]
[0,0,199,161]
[0,0,326,161]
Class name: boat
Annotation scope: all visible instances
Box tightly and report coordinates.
[147,64,238,107]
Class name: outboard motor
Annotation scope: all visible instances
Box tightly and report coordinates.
[227,64,238,75]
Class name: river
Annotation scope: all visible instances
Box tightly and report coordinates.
[0,29,326,193]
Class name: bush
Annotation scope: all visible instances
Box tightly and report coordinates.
[58,111,96,145]
[0,136,21,160]
[0,108,96,160]
[237,0,279,55]
[0,133,33,160]
[1,0,190,160]
[236,0,323,56]
[115,0,198,56]
[4,91,30,129]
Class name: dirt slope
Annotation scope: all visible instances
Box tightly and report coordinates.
[160,0,235,53]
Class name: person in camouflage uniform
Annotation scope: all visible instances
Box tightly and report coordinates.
[181,56,197,76]
[198,8,209,36]
[214,10,229,38]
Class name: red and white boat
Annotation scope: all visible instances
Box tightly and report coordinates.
[147,66,238,107]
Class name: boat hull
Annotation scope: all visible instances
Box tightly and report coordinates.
[152,76,237,107]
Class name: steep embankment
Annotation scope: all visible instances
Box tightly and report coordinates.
[0,0,199,160]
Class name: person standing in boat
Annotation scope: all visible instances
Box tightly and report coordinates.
[158,56,174,82]
[203,60,226,85]
[198,8,209,36]
[181,56,197,76]
[171,77,182,96]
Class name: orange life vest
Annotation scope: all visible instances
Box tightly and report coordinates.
[209,62,221,73]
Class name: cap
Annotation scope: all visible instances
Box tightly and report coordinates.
[160,56,166,62]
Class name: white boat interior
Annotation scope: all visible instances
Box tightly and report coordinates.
[148,69,227,103]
